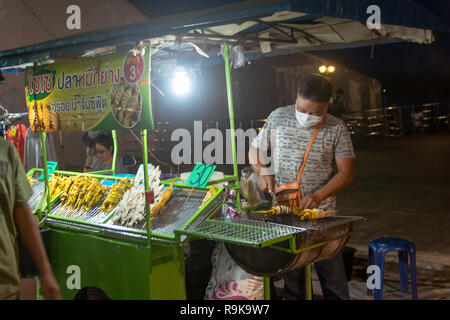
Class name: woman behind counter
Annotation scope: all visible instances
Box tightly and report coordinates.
[84,133,125,173]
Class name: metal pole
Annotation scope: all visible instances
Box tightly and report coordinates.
[222,42,241,209]
[40,132,50,221]
[305,263,313,300]
[112,129,117,174]
[142,128,153,297]
[264,277,271,300]
[142,129,151,247]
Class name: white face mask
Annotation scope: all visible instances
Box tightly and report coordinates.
[295,110,323,128]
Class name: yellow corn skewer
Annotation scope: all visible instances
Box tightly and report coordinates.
[150,182,175,220]
[254,205,332,220]
[299,208,330,220]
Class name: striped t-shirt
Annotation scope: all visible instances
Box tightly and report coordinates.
[252,105,355,210]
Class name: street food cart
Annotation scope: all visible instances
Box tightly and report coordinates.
[20,40,363,300]
[9,2,426,299]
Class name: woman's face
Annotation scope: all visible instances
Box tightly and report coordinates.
[95,143,112,162]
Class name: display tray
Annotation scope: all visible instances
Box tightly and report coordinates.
[106,188,225,239]
[40,173,226,240]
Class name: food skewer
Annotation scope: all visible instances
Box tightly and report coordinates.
[150,182,175,220]
[253,205,337,220]
[200,186,219,208]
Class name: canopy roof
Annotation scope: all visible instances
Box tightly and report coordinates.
[0,0,445,69]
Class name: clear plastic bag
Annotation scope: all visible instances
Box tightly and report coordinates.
[239,167,263,207]
[220,44,250,69]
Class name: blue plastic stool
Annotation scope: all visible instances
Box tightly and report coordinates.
[368,237,418,300]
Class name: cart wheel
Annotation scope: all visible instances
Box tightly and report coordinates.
[74,287,110,300]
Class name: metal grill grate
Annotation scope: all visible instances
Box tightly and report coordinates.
[245,212,365,248]
[28,172,45,211]
[245,212,364,231]
[179,216,307,247]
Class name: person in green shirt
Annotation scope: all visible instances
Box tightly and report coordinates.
[0,138,60,300]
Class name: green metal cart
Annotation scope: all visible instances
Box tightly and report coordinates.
[26,42,362,300]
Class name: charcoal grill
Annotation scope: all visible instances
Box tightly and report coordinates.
[224,213,365,276]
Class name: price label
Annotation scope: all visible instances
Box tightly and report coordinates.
[186,163,216,188]
[39,161,58,181]
[123,52,144,84]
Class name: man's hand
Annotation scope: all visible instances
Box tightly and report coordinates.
[40,272,61,300]
[257,175,276,195]
[299,193,322,210]
[299,158,354,210]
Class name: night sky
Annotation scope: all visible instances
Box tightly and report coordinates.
[308,32,450,106]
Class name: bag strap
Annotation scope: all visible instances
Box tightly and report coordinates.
[296,113,326,185]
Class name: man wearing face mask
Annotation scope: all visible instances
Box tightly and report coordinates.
[249,74,355,300]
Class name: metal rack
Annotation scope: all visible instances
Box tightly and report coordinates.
[421,103,436,129]
[342,112,366,141]
[384,106,402,137]
[364,108,386,136]
[177,216,307,248]
[49,187,112,224]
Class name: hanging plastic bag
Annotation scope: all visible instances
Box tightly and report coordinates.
[204,242,264,300]
[239,167,263,207]
[220,44,250,69]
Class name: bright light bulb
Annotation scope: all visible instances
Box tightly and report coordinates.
[318,65,327,73]
[172,67,191,95]
[327,65,336,73]
[172,75,190,95]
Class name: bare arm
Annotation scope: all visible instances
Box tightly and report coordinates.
[300,157,354,210]
[249,146,276,195]
[13,205,61,300]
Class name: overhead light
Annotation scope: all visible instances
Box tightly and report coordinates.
[318,65,327,74]
[172,66,191,95]
[327,65,336,73]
